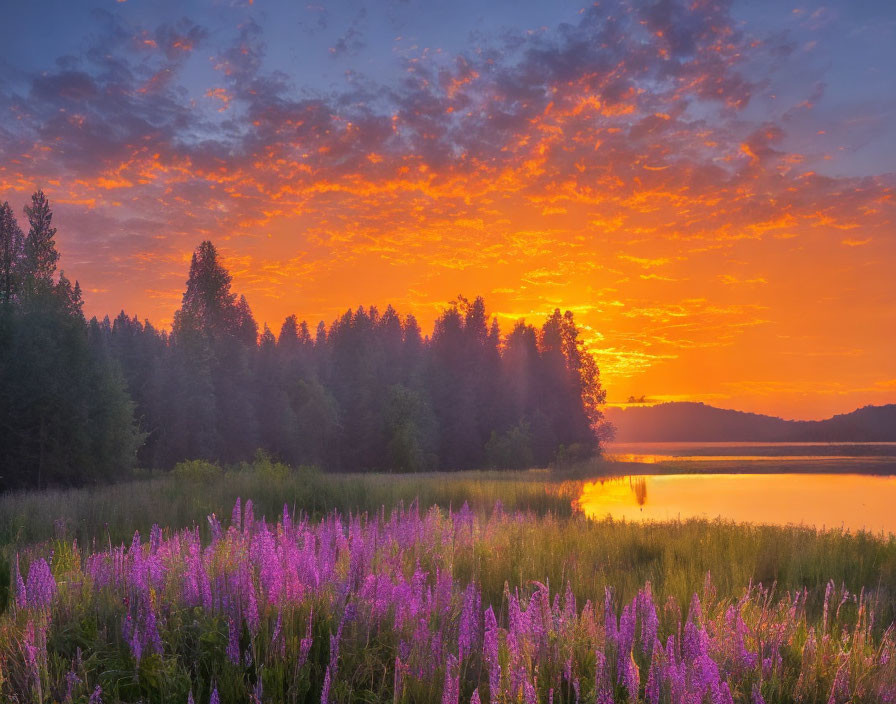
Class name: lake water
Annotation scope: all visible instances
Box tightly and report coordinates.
[578,443,896,534]
[605,441,896,463]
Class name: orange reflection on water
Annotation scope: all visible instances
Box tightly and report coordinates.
[578,474,896,535]
[606,454,868,463]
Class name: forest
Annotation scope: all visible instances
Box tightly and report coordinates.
[0,191,607,490]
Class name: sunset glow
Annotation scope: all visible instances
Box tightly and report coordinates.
[1,0,893,418]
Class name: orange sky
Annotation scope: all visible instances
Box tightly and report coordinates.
[1,1,894,420]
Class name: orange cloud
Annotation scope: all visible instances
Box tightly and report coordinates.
[0,1,893,420]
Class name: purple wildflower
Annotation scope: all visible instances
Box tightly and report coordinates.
[646,650,661,704]
[484,605,501,699]
[226,616,241,664]
[604,587,618,648]
[752,683,766,704]
[208,514,222,542]
[523,678,537,704]
[14,555,27,609]
[458,581,481,659]
[244,499,254,533]
[321,665,332,704]
[64,669,81,701]
[231,498,242,532]
[25,558,57,609]
[298,609,314,667]
[441,653,459,704]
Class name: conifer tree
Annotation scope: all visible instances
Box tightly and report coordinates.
[175,240,236,336]
[0,201,24,304]
[22,190,59,293]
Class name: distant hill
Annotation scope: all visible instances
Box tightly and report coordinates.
[604,402,896,442]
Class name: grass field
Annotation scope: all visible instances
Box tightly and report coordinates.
[3,460,896,702]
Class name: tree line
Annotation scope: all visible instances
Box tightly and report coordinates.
[0,192,607,490]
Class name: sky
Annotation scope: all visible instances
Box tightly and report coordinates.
[0,0,894,420]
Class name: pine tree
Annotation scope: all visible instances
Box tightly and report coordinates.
[56,271,84,319]
[234,294,258,345]
[175,240,237,336]
[0,192,142,490]
[0,201,24,304]
[22,190,59,293]
[278,314,300,348]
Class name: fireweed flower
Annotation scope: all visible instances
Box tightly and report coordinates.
[603,586,618,650]
[441,653,460,704]
[231,497,242,532]
[645,649,661,704]
[226,616,241,664]
[5,499,896,702]
[244,499,254,533]
[64,669,81,701]
[458,581,481,660]
[22,619,41,683]
[298,609,314,667]
[483,605,501,699]
[320,665,332,704]
[14,555,27,609]
[25,558,56,609]
[752,683,767,704]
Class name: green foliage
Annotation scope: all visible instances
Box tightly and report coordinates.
[552,442,596,469]
[171,459,224,482]
[385,384,437,472]
[238,449,293,480]
[485,421,535,469]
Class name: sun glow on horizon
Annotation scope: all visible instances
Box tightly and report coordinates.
[0,0,893,420]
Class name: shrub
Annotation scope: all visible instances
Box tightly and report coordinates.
[170,459,223,482]
[485,421,535,469]
[237,449,294,480]
[553,442,595,468]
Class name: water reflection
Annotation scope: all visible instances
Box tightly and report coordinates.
[632,477,647,506]
[577,473,896,535]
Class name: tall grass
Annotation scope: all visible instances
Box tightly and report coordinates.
[4,494,896,703]
[3,465,896,621]
[0,466,575,551]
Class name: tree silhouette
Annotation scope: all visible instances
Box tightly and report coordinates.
[0,201,24,304]
[0,192,141,490]
[22,190,59,293]
[0,203,609,488]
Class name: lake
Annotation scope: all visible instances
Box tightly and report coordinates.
[601,441,896,474]
[578,443,896,534]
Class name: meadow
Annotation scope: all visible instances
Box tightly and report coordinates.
[2,459,896,703]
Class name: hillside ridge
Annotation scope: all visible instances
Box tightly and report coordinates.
[604,402,896,442]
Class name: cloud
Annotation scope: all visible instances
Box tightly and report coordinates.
[0,0,893,418]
